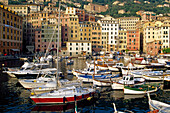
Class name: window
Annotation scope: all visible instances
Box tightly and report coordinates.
[70,43,72,45]
[70,47,72,50]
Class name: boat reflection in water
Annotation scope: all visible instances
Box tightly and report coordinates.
[31,104,75,113]
[31,99,95,113]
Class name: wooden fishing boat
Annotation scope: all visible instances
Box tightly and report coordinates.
[93,74,120,87]
[111,74,145,90]
[124,85,158,95]
[147,92,170,113]
[108,63,124,72]
[121,63,144,75]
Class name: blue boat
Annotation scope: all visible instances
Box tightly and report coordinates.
[166,61,170,65]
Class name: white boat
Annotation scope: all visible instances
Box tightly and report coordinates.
[157,54,170,64]
[108,63,124,72]
[134,59,150,68]
[111,74,145,90]
[124,56,131,62]
[147,92,170,112]
[31,80,81,95]
[18,74,56,89]
[142,71,164,81]
[12,67,57,79]
[93,74,120,87]
[121,63,144,75]
[3,62,50,78]
[72,67,110,77]
[124,85,158,95]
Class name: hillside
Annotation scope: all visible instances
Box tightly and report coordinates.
[92,0,170,17]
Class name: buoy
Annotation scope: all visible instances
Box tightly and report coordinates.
[87,97,92,101]
[31,92,35,95]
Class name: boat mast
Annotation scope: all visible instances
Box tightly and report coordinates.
[56,1,61,87]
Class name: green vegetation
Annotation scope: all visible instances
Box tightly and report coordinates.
[7,0,170,17]
[162,48,170,53]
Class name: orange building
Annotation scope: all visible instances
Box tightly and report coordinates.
[0,6,23,55]
[127,30,140,52]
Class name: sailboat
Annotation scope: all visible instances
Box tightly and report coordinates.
[30,2,95,104]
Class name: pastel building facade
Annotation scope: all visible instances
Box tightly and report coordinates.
[117,17,140,30]
[66,40,92,57]
[127,30,140,52]
[98,17,119,52]
[0,6,23,55]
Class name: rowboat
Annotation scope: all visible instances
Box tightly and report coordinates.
[147,92,170,112]
[124,85,158,95]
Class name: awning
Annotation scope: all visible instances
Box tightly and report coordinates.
[11,49,20,52]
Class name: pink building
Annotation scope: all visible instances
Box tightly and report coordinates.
[127,30,140,52]
[146,40,162,56]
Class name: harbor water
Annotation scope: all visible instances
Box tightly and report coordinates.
[0,58,170,113]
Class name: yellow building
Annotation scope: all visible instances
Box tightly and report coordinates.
[118,29,127,52]
[79,21,91,41]
[0,6,23,55]
[5,5,29,17]
[68,14,79,40]
[117,17,140,30]
[91,22,102,50]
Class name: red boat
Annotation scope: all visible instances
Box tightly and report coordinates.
[135,57,144,61]
[30,86,95,104]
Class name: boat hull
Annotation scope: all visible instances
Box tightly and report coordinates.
[30,92,95,104]
[93,79,111,87]
[19,80,48,89]
[124,87,157,95]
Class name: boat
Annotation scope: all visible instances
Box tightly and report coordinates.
[93,74,120,87]
[108,63,124,72]
[12,67,57,79]
[142,71,164,81]
[133,59,150,68]
[111,74,145,90]
[157,54,170,64]
[124,84,158,95]
[31,80,81,95]
[3,61,49,78]
[30,85,95,104]
[147,92,170,112]
[121,63,144,75]
[135,57,144,61]
[72,67,111,76]
[66,59,74,65]
[166,61,170,65]
[18,74,57,89]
